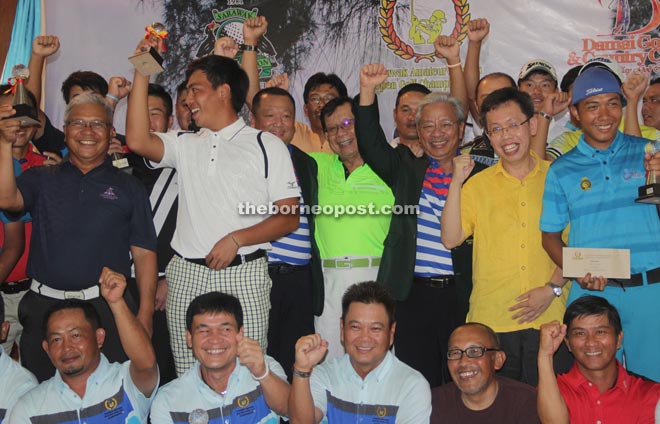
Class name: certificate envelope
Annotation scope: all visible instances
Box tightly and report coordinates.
[562,248,630,279]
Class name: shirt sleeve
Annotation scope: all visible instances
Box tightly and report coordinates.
[148,131,181,169]
[261,133,301,202]
[460,178,477,239]
[540,166,569,233]
[128,179,158,251]
[15,165,41,213]
[123,361,160,421]
[149,389,175,424]
[396,374,431,424]
[309,364,330,416]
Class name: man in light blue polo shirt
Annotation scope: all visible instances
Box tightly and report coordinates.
[7,268,159,423]
[0,295,37,422]
[541,66,660,382]
[289,281,431,423]
[150,292,290,423]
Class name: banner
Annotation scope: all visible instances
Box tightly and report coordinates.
[42,0,660,137]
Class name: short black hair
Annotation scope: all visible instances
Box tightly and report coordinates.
[320,96,353,132]
[186,292,244,331]
[185,55,248,114]
[303,73,348,104]
[395,83,431,107]
[564,295,622,336]
[42,299,101,340]
[480,87,535,128]
[148,83,173,118]
[476,72,517,98]
[61,71,108,104]
[650,77,660,87]
[253,87,296,116]
[341,281,395,328]
[176,80,188,98]
[0,84,37,106]
[560,66,582,93]
[450,322,501,349]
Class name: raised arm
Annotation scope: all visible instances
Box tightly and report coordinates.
[537,321,570,424]
[131,245,157,338]
[464,19,490,124]
[441,153,474,249]
[434,35,468,116]
[621,70,648,137]
[289,334,328,424]
[99,267,158,397]
[26,35,60,141]
[0,107,25,212]
[532,92,571,160]
[241,16,267,111]
[126,40,165,162]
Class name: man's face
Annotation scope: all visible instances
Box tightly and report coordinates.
[476,76,515,115]
[185,70,228,131]
[175,89,193,131]
[518,73,557,112]
[642,84,660,130]
[186,312,241,374]
[447,326,504,396]
[571,93,622,149]
[304,84,340,132]
[325,103,360,162]
[148,95,173,133]
[42,309,104,378]
[340,302,395,378]
[485,101,536,167]
[417,102,464,162]
[254,94,296,144]
[64,103,112,169]
[565,313,622,374]
[0,95,37,149]
[393,91,426,142]
[68,85,100,104]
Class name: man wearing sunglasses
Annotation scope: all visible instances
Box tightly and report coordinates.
[441,87,571,386]
[431,323,540,423]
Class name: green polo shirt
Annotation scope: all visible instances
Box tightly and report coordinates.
[310,152,394,259]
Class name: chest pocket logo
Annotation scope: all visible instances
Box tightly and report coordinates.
[104,397,118,410]
[580,177,591,191]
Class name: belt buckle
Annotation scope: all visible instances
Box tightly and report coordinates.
[64,291,84,300]
[335,259,352,269]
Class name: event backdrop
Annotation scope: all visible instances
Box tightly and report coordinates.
[42,0,660,137]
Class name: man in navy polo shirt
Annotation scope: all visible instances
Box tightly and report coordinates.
[0,92,157,382]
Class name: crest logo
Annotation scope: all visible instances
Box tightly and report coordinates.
[104,397,118,410]
[100,187,118,201]
[580,177,592,191]
[378,0,470,62]
[376,406,388,417]
[237,395,250,408]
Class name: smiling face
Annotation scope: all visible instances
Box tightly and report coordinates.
[642,83,660,130]
[253,93,296,144]
[447,325,505,397]
[42,308,104,379]
[304,84,340,133]
[185,70,231,132]
[64,102,112,171]
[565,313,622,375]
[518,72,557,112]
[485,100,536,168]
[187,311,241,375]
[148,95,173,133]
[417,102,464,162]
[394,91,426,142]
[571,92,623,150]
[341,302,395,379]
[324,102,360,162]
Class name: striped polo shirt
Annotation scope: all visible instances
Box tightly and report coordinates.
[414,159,454,276]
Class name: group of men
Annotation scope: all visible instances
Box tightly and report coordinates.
[0,12,659,424]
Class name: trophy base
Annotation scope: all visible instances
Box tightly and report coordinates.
[636,183,660,204]
[129,48,164,76]
[2,103,40,126]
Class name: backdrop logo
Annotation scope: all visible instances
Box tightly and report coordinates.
[197,8,278,80]
[378,0,470,62]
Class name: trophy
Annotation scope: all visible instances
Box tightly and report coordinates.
[635,140,660,205]
[129,23,168,76]
[2,65,40,126]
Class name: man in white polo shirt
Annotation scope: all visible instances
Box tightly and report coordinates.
[126,42,299,375]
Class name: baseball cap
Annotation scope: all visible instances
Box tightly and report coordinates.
[518,59,558,83]
[579,57,624,84]
[571,67,627,106]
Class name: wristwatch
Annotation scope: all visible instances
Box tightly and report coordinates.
[546,282,562,297]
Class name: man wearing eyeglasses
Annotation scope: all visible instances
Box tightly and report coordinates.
[431,323,540,423]
[0,92,157,382]
[441,87,571,386]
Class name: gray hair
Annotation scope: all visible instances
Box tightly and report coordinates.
[415,92,465,125]
[64,92,114,124]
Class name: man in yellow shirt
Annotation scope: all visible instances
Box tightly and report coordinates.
[441,87,571,386]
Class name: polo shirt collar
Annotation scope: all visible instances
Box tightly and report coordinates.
[342,350,394,384]
[54,353,110,397]
[492,150,542,179]
[564,360,630,394]
[62,157,114,176]
[199,117,247,140]
[576,130,624,157]
[194,358,245,397]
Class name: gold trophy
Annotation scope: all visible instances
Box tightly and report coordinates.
[635,140,660,205]
[2,64,40,126]
[128,23,168,76]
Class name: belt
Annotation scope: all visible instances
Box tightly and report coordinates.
[31,279,100,300]
[180,249,266,268]
[607,267,660,289]
[414,275,455,289]
[322,257,381,269]
[268,262,309,275]
[0,278,31,294]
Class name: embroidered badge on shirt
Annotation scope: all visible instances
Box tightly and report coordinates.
[100,187,119,200]
[580,177,591,191]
